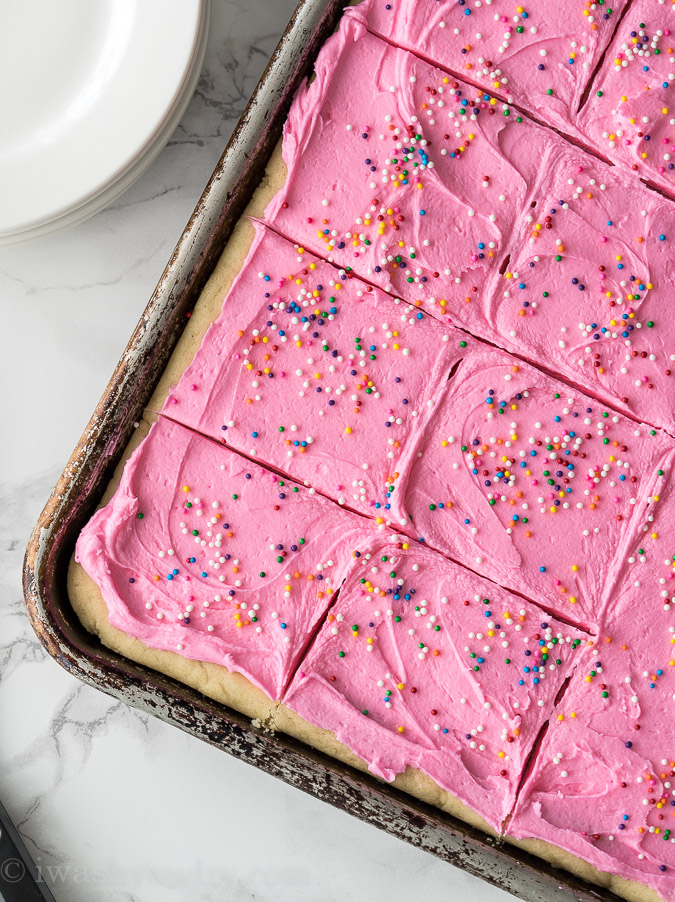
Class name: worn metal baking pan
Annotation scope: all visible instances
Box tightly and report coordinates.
[23,3,623,900]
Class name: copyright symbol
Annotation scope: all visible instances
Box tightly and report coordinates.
[1,858,25,883]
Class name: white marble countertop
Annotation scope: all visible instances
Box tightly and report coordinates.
[0,3,513,900]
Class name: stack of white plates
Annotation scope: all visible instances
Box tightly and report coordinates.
[0,0,210,246]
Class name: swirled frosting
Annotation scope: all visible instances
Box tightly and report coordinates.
[494,143,675,434]
[75,417,371,699]
[161,222,467,522]
[75,7,675,896]
[509,449,675,898]
[284,533,590,832]
[579,1,675,199]
[265,14,554,329]
[392,347,673,628]
[348,0,629,134]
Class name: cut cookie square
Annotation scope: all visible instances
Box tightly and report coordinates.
[349,0,629,135]
[495,145,675,433]
[161,222,467,522]
[508,452,675,900]
[265,14,556,329]
[281,533,590,834]
[391,347,673,628]
[75,416,372,701]
[579,1,675,198]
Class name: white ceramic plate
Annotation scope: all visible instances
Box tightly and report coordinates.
[0,0,207,239]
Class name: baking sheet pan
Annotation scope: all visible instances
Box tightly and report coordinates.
[23,3,625,899]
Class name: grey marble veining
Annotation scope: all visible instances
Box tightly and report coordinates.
[0,2,511,899]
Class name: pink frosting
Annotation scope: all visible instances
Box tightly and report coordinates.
[161,222,467,522]
[265,15,555,329]
[509,449,675,899]
[284,533,590,832]
[74,7,675,893]
[494,143,675,434]
[349,0,629,134]
[391,347,673,628]
[579,1,675,199]
[75,417,372,699]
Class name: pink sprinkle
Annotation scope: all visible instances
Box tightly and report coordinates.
[190,384,197,391]
[307,217,313,223]
[337,484,343,491]
[600,236,607,243]
[577,166,583,173]
[170,397,177,405]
